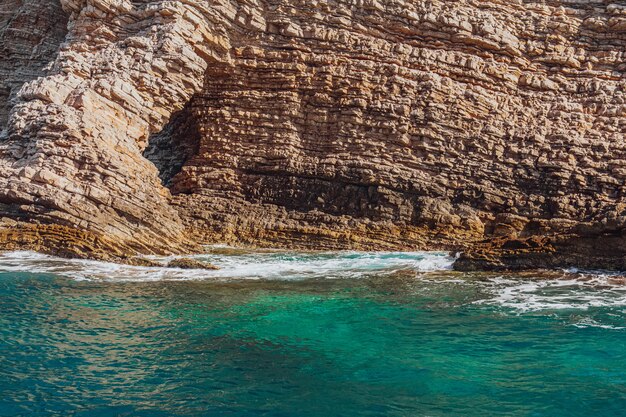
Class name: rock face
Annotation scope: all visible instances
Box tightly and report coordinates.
[0,0,68,131]
[0,0,625,268]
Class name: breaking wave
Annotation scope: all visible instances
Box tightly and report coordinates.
[1,250,625,316]
[474,272,626,313]
[0,249,456,282]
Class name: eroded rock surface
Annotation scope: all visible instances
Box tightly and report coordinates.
[0,0,68,131]
[0,0,625,268]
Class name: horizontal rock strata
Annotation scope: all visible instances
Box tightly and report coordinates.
[0,0,625,269]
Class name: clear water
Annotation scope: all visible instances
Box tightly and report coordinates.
[1,250,625,417]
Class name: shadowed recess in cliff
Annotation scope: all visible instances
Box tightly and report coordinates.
[0,0,68,129]
[143,100,202,187]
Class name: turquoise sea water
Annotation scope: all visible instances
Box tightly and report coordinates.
[0,250,625,416]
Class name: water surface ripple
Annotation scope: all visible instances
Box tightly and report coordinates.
[0,250,625,416]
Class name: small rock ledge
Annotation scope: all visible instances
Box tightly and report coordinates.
[167,258,220,270]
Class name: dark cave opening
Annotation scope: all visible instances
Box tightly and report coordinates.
[143,100,201,188]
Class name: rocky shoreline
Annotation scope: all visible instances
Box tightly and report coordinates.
[0,219,624,273]
[1,0,624,271]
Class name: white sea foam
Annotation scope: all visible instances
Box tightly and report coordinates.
[476,272,626,312]
[2,250,625,317]
[0,250,456,282]
[571,317,626,330]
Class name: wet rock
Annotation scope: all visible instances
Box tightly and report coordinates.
[167,258,220,270]
[124,258,163,268]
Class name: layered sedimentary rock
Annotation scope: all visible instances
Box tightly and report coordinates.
[0,0,625,268]
[0,0,231,257]
[0,0,68,130]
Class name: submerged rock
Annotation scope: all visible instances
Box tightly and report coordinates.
[124,258,163,268]
[168,258,220,271]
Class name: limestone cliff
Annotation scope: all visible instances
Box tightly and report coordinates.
[0,0,625,269]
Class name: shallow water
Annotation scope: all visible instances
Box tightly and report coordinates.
[0,250,625,416]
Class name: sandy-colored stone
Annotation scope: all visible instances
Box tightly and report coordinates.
[0,0,624,269]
